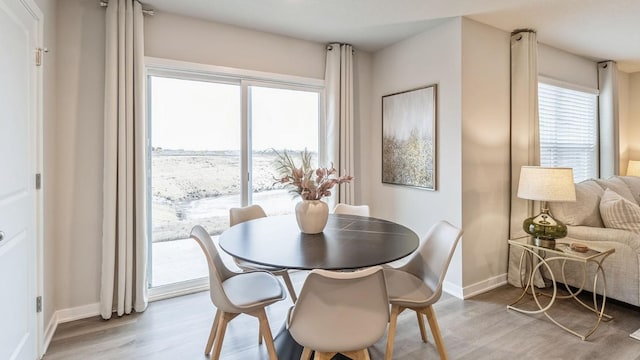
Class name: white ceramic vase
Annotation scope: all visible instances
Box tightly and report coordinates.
[295,199,329,234]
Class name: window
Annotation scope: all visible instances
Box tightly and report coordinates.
[146,60,323,295]
[147,76,239,291]
[249,84,320,214]
[538,79,599,183]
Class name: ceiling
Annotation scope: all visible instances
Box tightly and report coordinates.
[143,0,640,73]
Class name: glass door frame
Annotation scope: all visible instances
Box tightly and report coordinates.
[242,80,326,207]
[144,57,325,301]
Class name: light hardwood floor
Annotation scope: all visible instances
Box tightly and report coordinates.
[45,271,640,360]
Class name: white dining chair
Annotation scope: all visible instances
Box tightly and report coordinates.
[383,220,463,360]
[190,225,285,360]
[229,204,298,303]
[333,203,370,217]
[288,266,389,360]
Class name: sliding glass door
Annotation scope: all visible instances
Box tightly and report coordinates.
[146,67,322,295]
[249,84,320,215]
[148,76,241,289]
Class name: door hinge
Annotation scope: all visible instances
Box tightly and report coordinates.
[36,296,42,313]
[35,48,43,66]
[36,173,42,190]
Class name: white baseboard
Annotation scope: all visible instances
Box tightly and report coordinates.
[443,280,465,299]
[443,273,508,300]
[462,273,508,299]
[56,302,101,323]
[41,302,101,355]
[42,312,58,356]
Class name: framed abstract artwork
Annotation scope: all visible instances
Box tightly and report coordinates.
[382,84,437,190]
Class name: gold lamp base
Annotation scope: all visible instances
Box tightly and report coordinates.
[523,207,566,249]
[532,237,556,249]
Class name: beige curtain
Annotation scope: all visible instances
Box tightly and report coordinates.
[100,0,147,320]
[598,60,620,178]
[509,30,539,240]
[508,30,542,288]
[325,43,355,206]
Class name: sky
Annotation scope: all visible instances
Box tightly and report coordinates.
[150,76,319,152]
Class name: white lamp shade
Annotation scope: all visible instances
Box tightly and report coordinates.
[517,166,576,202]
[627,160,640,177]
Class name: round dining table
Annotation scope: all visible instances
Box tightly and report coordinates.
[219,213,419,270]
[218,213,419,359]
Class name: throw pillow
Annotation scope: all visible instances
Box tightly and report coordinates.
[620,176,640,205]
[599,188,640,234]
[595,176,639,205]
[549,179,604,227]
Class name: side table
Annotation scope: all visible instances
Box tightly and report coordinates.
[507,238,615,340]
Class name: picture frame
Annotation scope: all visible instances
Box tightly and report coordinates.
[382,84,437,190]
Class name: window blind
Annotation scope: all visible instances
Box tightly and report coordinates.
[538,81,599,183]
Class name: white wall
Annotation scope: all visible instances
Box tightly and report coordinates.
[460,18,511,292]
[627,72,640,164]
[368,17,511,296]
[145,12,326,79]
[369,18,463,288]
[53,0,105,311]
[619,71,630,171]
[51,5,372,312]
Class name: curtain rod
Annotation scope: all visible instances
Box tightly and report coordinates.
[100,1,155,16]
[327,43,355,54]
[511,28,535,36]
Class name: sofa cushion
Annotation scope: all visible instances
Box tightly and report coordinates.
[595,176,639,205]
[599,188,640,234]
[549,179,604,227]
[620,176,640,205]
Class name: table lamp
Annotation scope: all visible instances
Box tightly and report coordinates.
[627,160,640,177]
[517,166,576,248]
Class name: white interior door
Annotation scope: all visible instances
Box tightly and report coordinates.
[0,0,41,359]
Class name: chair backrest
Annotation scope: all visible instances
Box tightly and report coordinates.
[229,204,267,226]
[398,221,463,301]
[332,203,370,217]
[190,225,238,312]
[288,266,389,353]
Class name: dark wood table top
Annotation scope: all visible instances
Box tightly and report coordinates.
[218,214,419,270]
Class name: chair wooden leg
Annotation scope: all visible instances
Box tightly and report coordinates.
[258,315,263,345]
[211,312,232,360]
[281,271,298,303]
[385,305,403,360]
[315,352,337,360]
[205,310,221,355]
[343,349,370,360]
[255,309,278,360]
[416,310,428,343]
[425,306,448,360]
[300,347,313,360]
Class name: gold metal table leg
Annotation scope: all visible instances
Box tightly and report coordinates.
[507,244,614,340]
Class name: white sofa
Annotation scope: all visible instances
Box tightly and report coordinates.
[508,176,640,307]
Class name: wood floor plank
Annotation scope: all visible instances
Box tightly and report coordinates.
[45,271,640,359]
